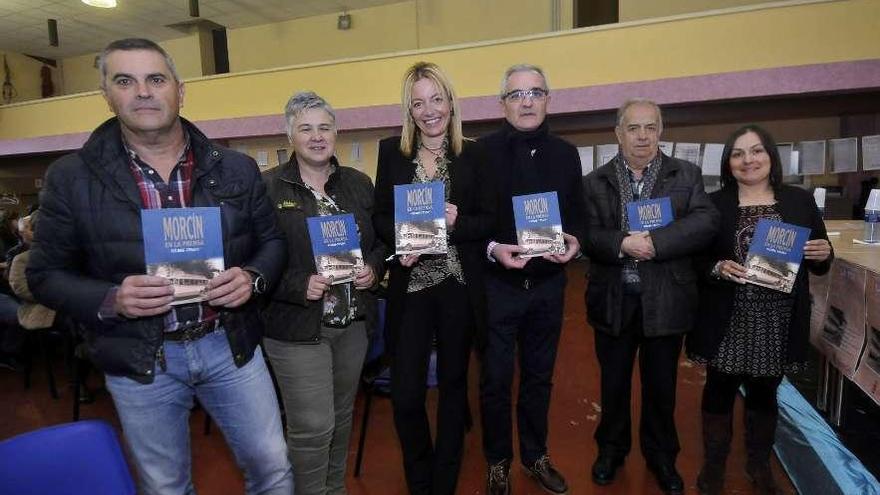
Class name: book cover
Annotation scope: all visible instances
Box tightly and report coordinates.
[743,219,811,293]
[513,192,564,258]
[626,197,674,231]
[306,213,364,285]
[141,207,225,305]
[394,182,447,255]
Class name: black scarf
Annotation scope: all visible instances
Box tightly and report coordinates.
[501,120,550,196]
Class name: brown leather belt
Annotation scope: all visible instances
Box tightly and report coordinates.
[164,320,220,342]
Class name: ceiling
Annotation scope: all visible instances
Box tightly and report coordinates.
[0,0,403,59]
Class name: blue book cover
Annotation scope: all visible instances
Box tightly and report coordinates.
[744,219,811,293]
[512,192,564,258]
[141,207,225,305]
[394,182,447,255]
[626,197,674,231]
[306,213,364,285]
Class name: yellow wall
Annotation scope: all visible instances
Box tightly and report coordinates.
[61,52,101,94]
[60,33,206,96]
[0,51,59,104]
[620,0,775,21]
[2,0,877,141]
[228,2,418,73]
[415,0,570,48]
[228,0,573,73]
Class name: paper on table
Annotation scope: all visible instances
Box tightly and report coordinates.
[814,188,826,209]
[659,142,674,156]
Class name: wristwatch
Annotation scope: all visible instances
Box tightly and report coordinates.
[244,267,267,295]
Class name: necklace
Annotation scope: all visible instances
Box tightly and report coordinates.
[419,141,444,158]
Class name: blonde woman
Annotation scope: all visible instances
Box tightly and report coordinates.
[373,62,495,495]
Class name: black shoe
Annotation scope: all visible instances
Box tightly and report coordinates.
[487,459,510,495]
[648,460,684,495]
[525,455,568,494]
[591,453,624,486]
[0,354,20,372]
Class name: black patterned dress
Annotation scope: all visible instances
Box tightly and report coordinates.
[710,204,799,377]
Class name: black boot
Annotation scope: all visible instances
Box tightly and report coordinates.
[745,410,781,495]
[486,459,510,495]
[696,412,732,495]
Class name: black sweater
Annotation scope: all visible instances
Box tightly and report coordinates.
[687,185,832,365]
[478,122,586,286]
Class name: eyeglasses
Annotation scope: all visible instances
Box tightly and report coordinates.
[502,88,548,102]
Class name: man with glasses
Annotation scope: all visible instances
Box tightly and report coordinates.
[582,99,718,494]
[479,64,585,495]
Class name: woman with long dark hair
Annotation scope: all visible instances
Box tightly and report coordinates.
[688,125,833,495]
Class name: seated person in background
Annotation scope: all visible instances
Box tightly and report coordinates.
[0,209,23,370]
[8,212,55,331]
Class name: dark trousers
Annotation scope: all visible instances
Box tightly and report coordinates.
[480,271,565,466]
[593,294,683,463]
[701,368,782,415]
[391,277,472,495]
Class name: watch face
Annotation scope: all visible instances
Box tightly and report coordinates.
[253,276,266,294]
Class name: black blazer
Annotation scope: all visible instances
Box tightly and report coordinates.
[373,136,496,350]
[687,185,833,365]
[582,154,720,337]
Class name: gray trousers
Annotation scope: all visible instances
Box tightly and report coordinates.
[264,321,368,495]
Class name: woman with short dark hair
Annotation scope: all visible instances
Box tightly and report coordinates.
[262,91,386,495]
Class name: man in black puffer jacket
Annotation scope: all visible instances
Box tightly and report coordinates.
[27,38,292,494]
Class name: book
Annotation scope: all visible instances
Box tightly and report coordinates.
[306,213,364,285]
[394,182,447,255]
[141,207,225,305]
[513,192,564,258]
[743,219,811,293]
[626,197,673,232]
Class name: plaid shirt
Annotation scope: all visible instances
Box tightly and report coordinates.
[125,136,219,332]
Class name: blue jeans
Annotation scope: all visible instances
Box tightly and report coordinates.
[105,328,293,495]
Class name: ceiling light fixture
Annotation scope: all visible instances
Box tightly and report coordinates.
[82,0,117,8]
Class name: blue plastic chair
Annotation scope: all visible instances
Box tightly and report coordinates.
[0,419,136,495]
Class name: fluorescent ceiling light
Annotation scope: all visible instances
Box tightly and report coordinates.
[82,0,117,8]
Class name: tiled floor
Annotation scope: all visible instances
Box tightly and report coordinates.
[0,261,795,494]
